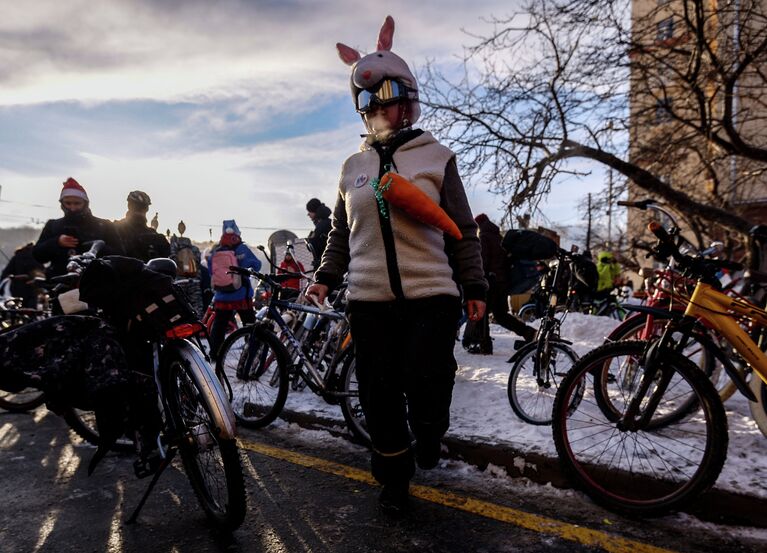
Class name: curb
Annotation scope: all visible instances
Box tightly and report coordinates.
[277,408,767,528]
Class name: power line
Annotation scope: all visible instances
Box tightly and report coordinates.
[0,199,57,210]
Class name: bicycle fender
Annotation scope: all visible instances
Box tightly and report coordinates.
[175,340,238,439]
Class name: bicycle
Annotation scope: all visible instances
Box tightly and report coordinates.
[0,277,50,411]
[551,221,767,516]
[216,265,368,445]
[75,254,247,529]
[507,247,583,425]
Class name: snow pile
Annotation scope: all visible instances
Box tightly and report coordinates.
[282,312,767,499]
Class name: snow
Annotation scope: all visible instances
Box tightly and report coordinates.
[279,311,767,501]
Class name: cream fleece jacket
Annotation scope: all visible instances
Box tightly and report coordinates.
[316,130,487,302]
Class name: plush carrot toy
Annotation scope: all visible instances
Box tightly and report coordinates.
[371,171,463,240]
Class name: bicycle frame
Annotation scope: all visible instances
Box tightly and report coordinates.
[262,297,349,396]
[683,282,767,385]
[622,280,767,428]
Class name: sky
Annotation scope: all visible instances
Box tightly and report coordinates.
[0,0,609,247]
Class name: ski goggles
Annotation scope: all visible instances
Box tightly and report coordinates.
[356,79,416,113]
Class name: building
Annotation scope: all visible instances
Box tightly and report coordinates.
[627,0,767,257]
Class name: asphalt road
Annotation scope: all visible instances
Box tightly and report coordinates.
[0,408,765,553]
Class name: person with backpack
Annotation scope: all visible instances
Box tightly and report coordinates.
[464,214,536,353]
[33,178,124,278]
[305,16,487,516]
[207,220,261,356]
[115,190,170,262]
[305,198,332,268]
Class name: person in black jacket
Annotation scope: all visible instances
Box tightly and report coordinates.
[115,190,170,262]
[33,178,124,278]
[473,214,536,346]
[0,243,45,307]
[305,198,332,268]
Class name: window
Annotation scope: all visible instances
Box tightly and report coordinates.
[656,17,674,41]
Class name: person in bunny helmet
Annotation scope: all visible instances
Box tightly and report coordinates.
[305,16,487,515]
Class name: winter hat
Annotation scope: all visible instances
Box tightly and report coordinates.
[306,198,322,213]
[60,178,89,202]
[474,213,489,224]
[222,219,241,237]
[336,15,421,125]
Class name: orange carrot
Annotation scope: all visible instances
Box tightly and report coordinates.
[378,172,462,240]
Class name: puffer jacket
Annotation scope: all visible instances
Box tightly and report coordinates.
[207,242,262,303]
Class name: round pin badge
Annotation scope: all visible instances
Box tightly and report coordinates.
[353,173,369,188]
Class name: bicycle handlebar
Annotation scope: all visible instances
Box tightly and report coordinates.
[65,240,105,273]
[648,222,743,278]
[617,199,655,210]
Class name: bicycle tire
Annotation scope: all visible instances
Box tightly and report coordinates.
[596,314,717,425]
[165,355,246,531]
[217,325,289,428]
[339,352,371,446]
[748,374,767,439]
[507,341,580,425]
[61,408,135,453]
[517,303,539,323]
[0,388,46,412]
[552,341,728,517]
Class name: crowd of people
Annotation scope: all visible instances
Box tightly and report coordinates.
[0,15,626,519]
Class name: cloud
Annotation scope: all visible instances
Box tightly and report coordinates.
[0,0,514,105]
[0,0,538,244]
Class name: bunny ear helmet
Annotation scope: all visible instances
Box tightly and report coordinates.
[337,15,421,125]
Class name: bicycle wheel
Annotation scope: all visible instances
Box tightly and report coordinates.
[748,374,767,439]
[507,341,580,425]
[517,303,539,323]
[165,355,246,531]
[0,388,45,412]
[217,325,289,428]
[597,316,716,426]
[552,341,728,516]
[339,353,371,446]
[62,408,135,452]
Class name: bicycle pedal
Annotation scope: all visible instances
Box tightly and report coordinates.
[133,454,162,479]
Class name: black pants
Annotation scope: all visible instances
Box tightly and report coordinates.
[348,295,461,485]
[488,284,534,339]
[210,308,256,358]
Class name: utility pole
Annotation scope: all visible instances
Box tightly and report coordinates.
[586,193,592,252]
[607,168,613,248]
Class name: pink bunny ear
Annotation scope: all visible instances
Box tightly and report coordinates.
[336,42,361,65]
[377,15,394,51]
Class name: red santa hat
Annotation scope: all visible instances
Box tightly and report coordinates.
[59,177,89,202]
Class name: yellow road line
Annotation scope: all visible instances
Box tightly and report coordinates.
[238,438,678,553]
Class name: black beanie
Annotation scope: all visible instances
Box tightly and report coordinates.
[306,198,322,212]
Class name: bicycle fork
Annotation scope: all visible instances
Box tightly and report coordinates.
[618,337,675,431]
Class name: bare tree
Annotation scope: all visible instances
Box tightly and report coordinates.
[421,0,767,242]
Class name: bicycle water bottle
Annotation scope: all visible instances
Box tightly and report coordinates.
[303,313,318,330]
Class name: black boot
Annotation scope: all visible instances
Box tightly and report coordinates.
[379,480,410,516]
[415,437,442,470]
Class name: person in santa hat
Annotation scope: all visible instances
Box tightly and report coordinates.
[33,178,124,278]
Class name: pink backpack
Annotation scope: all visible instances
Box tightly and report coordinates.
[211,249,242,292]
